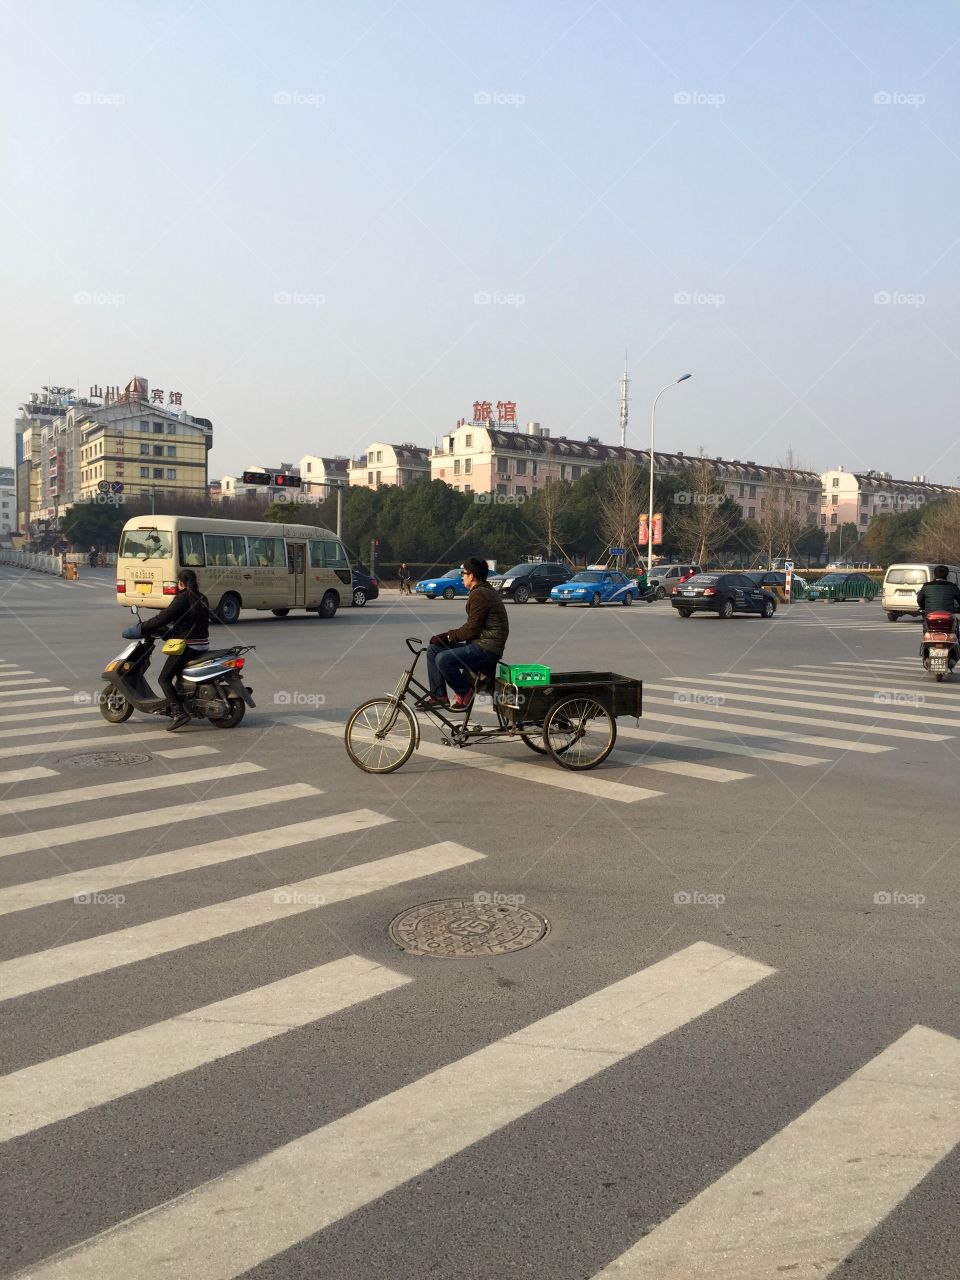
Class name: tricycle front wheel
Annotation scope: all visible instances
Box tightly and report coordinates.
[543,697,616,770]
[345,698,416,773]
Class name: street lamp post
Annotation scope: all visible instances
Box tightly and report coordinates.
[646,374,692,574]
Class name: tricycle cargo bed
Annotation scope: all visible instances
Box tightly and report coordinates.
[495,670,642,724]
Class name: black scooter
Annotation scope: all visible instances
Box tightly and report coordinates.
[99,605,256,728]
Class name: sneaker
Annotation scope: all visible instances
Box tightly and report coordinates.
[418,693,449,708]
[451,691,474,710]
[167,711,191,732]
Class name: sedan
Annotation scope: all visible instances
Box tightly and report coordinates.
[671,572,777,619]
[351,566,379,607]
[549,570,637,607]
[743,570,808,601]
[415,568,469,600]
[805,572,879,602]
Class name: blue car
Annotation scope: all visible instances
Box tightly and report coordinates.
[415,567,470,600]
[550,569,637,607]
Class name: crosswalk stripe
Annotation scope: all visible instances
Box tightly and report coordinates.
[643,696,934,742]
[292,716,662,803]
[700,673,955,712]
[152,745,220,759]
[590,1024,960,1278]
[0,677,49,688]
[648,683,957,732]
[0,767,59,786]
[0,809,392,916]
[0,780,318,859]
[617,723,826,767]
[0,840,482,1000]
[0,728,190,761]
[0,762,263,819]
[758,666,939,691]
[745,669,958,705]
[0,686,69,699]
[829,658,935,671]
[0,955,411,1142]
[611,747,751,782]
[21,941,773,1279]
[0,707,97,726]
[639,709,892,753]
[0,668,34,676]
[0,718,101,740]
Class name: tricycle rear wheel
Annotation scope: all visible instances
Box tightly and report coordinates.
[345,698,416,773]
[543,697,616,770]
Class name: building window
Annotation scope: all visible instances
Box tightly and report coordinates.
[166,446,176,457]
[532,462,538,477]
[831,494,838,506]
[153,422,164,434]
[306,461,312,472]
[738,483,745,497]
[560,465,567,480]
[140,444,150,455]
[153,445,164,456]
[464,458,472,474]
[153,468,164,479]
[139,420,149,431]
[167,422,177,434]
[464,433,473,448]
[367,471,373,485]
[464,485,472,493]
[375,450,382,463]
[571,465,581,480]
[375,471,381,484]
[830,512,838,525]
[515,459,527,476]
[832,477,839,487]
[515,486,527,496]
[140,467,149,478]
[453,459,461,475]
[748,485,756,498]
[166,469,176,480]
[496,484,508,495]
[747,507,755,519]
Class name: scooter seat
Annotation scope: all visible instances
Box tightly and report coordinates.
[184,648,235,665]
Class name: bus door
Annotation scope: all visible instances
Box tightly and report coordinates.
[287,541,307,607]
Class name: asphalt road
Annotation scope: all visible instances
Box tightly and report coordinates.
[1,565,958,1279]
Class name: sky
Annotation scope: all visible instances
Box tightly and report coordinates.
[3,0,959,484]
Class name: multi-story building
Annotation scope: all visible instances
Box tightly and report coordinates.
[820,466,960,534]
[299,455,349,499]
[348,442,430,489]
[429,421,822,521]
[0,465,15,542]
[14,379,213,534]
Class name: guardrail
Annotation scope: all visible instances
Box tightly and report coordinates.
[0,550,71,576]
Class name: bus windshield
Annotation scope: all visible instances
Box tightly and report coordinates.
[119,529,173,560]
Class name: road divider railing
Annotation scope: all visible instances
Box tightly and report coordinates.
[0,550,74,577]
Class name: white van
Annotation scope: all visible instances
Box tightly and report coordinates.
[882,563,960,620]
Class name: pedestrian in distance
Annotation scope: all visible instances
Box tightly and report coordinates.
[398,562,412,595]
[88,545,97,568]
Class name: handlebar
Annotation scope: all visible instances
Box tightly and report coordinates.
[405,636,424,654]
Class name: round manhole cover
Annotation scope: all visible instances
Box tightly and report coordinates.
[388,899,549,958]
[60,751,153,769]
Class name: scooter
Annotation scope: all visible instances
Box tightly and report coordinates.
[99,605,256,727]
[920,611,959,682]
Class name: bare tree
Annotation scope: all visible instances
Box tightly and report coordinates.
[755,448,809,564]
[599,461,645,563]
[529,477,571,560]
[671,455,737,564]
[910,496,960,564]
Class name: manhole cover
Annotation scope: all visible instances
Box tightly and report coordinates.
[60,751,153,769]
[388,899,549,958]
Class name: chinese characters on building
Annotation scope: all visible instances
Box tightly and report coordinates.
[470,400,516,424]
[90,385,183,407]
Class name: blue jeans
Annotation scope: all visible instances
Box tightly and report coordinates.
[426,642,499,697]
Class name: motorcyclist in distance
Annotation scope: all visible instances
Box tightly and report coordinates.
[916,565,960,618]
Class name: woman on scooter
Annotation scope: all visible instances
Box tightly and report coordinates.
[137,569,211,731]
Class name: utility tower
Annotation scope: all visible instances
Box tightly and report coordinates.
[618,353,629,448]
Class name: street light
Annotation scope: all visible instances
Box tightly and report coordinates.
[647,374,692,574]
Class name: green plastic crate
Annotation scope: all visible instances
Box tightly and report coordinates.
[497,662,551,687]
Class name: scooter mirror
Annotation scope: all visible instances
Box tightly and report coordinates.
[130,605,140,618]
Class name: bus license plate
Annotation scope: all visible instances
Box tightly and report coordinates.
[136,582,152,594]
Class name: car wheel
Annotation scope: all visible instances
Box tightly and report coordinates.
[654,586,666,600]
[513,585,530,603]
[535,597,548,603]
[622,592,633,606]
[557,602,567,606]
[215,592,241,625]
[271,608,290,617]
[352,588,367,607]
[589,592,601,607]
[718,598,734,619]
[425,594,435,599]
[760,599,775,618]
[442,587,456,600]
[677,608,692,618]
[317,591,338,619]
[886,611,901,622]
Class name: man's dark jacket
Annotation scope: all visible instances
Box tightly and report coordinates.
[443,581,509,656]
[916,580,960,614]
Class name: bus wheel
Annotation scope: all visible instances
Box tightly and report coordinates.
[317,591,339,619]
[215,593,241,625]
[271,608,290,617]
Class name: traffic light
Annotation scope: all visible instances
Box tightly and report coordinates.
[273,473,302,488]
[242,471,271,485]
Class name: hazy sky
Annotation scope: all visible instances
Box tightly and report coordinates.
[3,1,959,484]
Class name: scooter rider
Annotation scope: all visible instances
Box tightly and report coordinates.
[916,564,960,617]
[123,568,211,731]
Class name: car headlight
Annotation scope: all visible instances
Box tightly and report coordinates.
[503,578,514,587]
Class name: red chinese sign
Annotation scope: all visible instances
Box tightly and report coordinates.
[472,399,516,424]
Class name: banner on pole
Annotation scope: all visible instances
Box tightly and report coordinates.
[639,513,663,545]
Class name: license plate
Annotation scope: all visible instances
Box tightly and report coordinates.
[931,657,948,672]
[931,647,949,658]
[136,582,152,594]
[684,589,696,596]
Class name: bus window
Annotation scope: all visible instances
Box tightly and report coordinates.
[179,531,205,567]
[206,534,248,567]
[308,541,325,569]
[119,528,172,560]
[246,536,284,568]
[321,540,348,568]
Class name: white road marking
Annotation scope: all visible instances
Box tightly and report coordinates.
[0,719,101,740]
[0,678,49,688]
[292,716,662,804]
[152,745,220,759]
[612,748,751,782]
[0,781,318,859]
[0,809,391,916]
[0,767,59,786]
[617,723,826,767]
[639,709,893,753]
[656,679,960,727]
[0,707,97,726]
[21,942,773,1279]
[0,841,483,1000]
[0,686,70,700]
[0,762,263,818]
[697,673,960,712]
[591,1025,960,1279]
[0,956,411,1142]
[0,728,189,760]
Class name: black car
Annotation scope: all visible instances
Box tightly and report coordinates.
[488,561,573,603]
[671,572,777,619]
[351,566,379,607]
